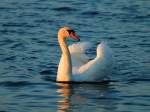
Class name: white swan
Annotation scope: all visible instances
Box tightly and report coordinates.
[57,26,113,82]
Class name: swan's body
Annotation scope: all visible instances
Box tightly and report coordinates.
[57,27,113,82]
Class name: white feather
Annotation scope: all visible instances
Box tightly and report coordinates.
[68,42,92,67]
[68,41,113,82]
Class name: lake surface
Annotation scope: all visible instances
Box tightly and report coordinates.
[0,0,150,112]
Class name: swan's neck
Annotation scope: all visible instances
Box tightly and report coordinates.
[57,35,72,81]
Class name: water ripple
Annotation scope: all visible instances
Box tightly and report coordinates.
[52,6,77,12]
[81,11,99,16]
[0,81,32,87]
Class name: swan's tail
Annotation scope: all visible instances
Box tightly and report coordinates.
[96,41,112,59]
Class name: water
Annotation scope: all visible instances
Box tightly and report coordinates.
[0,0,150,112]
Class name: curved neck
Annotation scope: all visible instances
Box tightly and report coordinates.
[57,35,72,81]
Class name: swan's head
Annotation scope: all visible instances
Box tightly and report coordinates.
[58,27,80,41]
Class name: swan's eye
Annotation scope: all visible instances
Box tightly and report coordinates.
[67,30,75,35]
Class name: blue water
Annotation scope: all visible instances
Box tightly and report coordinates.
[0,0,150,112]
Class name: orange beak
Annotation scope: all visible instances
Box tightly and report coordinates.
[70,32,80,41]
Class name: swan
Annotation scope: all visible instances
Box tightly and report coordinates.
[57,26,113,82]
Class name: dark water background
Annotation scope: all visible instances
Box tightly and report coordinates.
[0,0,150,112]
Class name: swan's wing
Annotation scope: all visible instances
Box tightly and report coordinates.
[73,41,113,81]
[68,42,93,67]
[69,42,92,54]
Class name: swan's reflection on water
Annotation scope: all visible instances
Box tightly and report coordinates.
[56,82,119,112]
[57,83,72,112]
